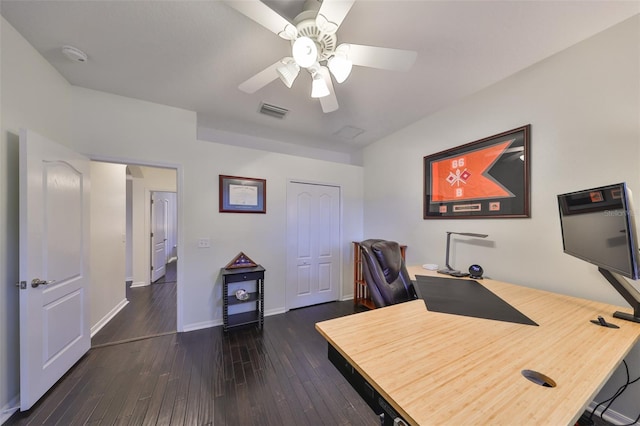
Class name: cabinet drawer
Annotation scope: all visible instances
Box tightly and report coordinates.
[225,271,264,284]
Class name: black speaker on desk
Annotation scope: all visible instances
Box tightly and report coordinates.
[468,264,484,279]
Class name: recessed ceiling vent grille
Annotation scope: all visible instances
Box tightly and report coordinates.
[259,102,289,119]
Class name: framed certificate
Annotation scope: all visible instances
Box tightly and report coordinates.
[424,125,530,219]
[219,175,266,213]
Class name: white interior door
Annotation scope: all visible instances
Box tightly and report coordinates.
[286,181,340,309]
[19,128,91,411]
[150,192,167,282]
[156,191,177,262]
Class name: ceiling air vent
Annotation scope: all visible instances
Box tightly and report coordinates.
[259,102,289,119]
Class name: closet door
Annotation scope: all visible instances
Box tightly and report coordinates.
[286,181,341,309]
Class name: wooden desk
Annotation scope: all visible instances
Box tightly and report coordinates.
[316,267,640,425]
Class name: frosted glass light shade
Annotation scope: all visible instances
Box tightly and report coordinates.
[328,53,352,83]
[277,58,300,88]
[292,36,318,68]
[311,73,330,98]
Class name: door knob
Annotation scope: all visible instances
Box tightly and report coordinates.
[31,278,55,288]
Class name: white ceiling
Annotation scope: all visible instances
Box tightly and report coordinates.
[2,1,638,160]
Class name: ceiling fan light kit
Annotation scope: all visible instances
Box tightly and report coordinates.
[311,68,330,98]
[292,36,318,68]
[327,44,352,83]
[276,58,300,88]
[226,0,417,112]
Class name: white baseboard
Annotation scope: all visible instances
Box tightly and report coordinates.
[265,307,286,317]
[181,308,289,333]
[129,281,147,288]
[586,400,639,425]
[90,298,129,337]
[182,319,222,332]
[0,394,20,424]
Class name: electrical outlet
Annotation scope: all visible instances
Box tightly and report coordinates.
[198,238,211,248]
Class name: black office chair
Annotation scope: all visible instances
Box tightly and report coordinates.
[359,239,418,308]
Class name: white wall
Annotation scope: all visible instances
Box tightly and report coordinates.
[1,17,365,335]
[69,88,365,330]
[0,17,74,421]
[89,162,127,332]
[0,15,365,420]
[9,7,636,422]
[363,15,640,421]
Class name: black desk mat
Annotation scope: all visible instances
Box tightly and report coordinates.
[414,275,538,326]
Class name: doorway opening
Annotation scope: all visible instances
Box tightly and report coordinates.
[91,164,179,347]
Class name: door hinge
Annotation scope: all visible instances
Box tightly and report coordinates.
[151,265,154,271]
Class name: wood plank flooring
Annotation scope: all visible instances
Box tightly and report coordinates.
[7,270,615,426]
[7,301,378,425]
[91,262,177,347]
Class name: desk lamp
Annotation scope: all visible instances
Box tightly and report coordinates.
[437,232,488,276]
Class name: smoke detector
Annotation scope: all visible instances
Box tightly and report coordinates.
[62,45,88,63]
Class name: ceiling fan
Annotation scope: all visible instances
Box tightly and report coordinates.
[226,0,418,113]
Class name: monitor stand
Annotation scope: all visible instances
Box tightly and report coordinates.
[613,311,640,323]
[599,268,640,323]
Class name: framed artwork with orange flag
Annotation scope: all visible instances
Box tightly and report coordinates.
[424,125,530,219]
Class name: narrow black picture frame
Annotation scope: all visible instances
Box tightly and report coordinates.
[219,175,266,213]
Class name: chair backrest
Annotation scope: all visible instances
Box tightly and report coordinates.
[359,239,417,308]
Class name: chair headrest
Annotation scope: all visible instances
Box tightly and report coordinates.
[371,240,403,283]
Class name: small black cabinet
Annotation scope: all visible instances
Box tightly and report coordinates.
[221,265,265,332]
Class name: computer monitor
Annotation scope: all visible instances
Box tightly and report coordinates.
[557,182,640,323]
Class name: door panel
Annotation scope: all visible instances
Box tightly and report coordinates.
[297,265,312,295]
[297,192,312,258]
[43,291,83,362]
[19,128,90,411]
[151,192,167,282]
[318,263,332,292]
[318,193,333,256]
[287,182,340,309]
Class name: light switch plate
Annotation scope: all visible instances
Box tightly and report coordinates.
[198,238,210,248]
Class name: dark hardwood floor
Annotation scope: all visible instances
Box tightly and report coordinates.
[91,262,177,347]
[7,300,378,425]
[7,272,616,425]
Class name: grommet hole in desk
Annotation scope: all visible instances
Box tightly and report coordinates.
[521,369,556,387]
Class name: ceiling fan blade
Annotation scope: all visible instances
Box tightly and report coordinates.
[316,0,355,34]
[319,66,339,113]
[238,60,283,94]
[347,43,417,71]
[226,0,297,40]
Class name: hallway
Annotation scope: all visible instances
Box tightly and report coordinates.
[91,262,177,347]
